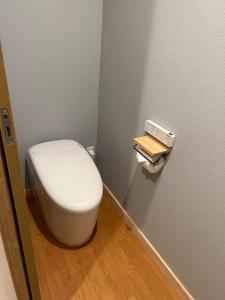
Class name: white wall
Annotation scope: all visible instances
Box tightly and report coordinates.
[97,1,225,299]
[0,234,17,300]
[0,0,103,186]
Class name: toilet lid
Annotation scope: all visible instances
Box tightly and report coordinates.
[28,140,103,212]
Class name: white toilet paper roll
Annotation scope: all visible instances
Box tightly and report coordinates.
[136,153,165,174]
[136,152,148,163]
[143,156,165,173]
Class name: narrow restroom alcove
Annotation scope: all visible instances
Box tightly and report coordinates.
[1,0,225,300]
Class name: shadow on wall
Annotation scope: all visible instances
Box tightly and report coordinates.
[123,165,162,227]
[97,0,159,227]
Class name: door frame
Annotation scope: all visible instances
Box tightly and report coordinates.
[0,43,41,300]
[0,137,30,299]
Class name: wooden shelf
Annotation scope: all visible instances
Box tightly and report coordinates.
[134,135,170,157]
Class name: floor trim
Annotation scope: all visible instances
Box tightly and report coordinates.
[103,183,194,300]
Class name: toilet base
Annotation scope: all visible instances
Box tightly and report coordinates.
[27,159,100,247]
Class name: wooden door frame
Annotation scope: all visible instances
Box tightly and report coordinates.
[0,137,30,299]
[0,43,41,300]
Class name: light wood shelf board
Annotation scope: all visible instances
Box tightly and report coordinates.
[134,135,170,157]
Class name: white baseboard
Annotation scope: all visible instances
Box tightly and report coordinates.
[103,183,194,300]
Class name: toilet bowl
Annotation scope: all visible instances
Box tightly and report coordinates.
[27,139,103,246]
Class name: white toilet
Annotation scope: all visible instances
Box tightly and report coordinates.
[27,139,103,247]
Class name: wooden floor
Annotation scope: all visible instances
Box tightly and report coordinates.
[28,189,185,300]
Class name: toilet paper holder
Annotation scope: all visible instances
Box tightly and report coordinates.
[133,134,172,173]
[133,144,165,165]
[133,121,175,174]
[133,143,167,174]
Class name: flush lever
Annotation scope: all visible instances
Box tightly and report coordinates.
[1,108,13,144]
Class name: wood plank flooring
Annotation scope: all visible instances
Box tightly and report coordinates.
[28,189,186,300]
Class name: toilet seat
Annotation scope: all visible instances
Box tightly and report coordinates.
[27,140,103,213]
